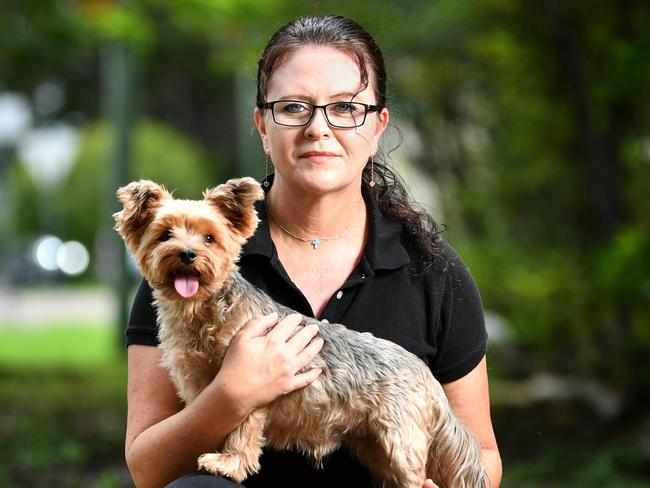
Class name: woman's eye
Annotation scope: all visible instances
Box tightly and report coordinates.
[160,230,173,242]
[281,102,307,114]
[333,102,357,114]
[205,235,214,244]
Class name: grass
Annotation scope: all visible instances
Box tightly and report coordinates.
[0,321,122,368]
[0,321,130,487]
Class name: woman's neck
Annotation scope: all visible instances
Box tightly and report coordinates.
[266,179,366,240]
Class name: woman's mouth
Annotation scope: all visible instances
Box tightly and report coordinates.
[300,151,338,162]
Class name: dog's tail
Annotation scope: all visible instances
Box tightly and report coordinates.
[425,397,487,488]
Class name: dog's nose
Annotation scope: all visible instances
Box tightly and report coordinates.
[178,249,197,265]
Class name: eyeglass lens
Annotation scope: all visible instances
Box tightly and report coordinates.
[272,101,367,128]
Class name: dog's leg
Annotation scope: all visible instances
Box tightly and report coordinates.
[347,423,428,488]
[426,406,486,488]
[198,408,267,483]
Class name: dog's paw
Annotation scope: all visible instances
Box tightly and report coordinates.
[198,452,246,482]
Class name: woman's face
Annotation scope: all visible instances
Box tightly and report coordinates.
[255,46,389,196]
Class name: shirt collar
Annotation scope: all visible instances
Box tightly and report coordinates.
[242,198,274,257]
[241,179,411,271]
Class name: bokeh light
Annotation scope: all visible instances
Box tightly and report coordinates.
[33,235,63,271]
[56,240,90,276]
[0,92,32,145]
[32,235,89,275]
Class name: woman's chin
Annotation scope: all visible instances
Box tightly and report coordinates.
[300,175,358,196]
[281,167,361,195]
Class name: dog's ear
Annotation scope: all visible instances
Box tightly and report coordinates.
[204,177,264,240]
[113,180,171,252]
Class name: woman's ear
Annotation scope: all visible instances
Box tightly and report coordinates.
[370,107,390,154]
[376,107,390,136]
[254,107,269,151]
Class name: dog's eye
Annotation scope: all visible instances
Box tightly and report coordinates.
[160,230,173,242]
[205,235,214,245]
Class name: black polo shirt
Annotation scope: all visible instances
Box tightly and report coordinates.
[126,192,487,487]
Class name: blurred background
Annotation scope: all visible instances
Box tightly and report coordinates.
[1,0,649,486]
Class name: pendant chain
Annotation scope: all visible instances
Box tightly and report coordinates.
[266,207,347,250]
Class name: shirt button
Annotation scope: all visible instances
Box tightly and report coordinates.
[321,319,330,324]
[336,290,343,299]
[360,273,366,279]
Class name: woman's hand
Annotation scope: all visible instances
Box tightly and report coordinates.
[214,312,323,417]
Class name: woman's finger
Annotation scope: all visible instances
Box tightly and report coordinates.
[238,312,278,338]
[267,313,303,341]
[296,335,324,367]
[289,366,323,391]
[286,322,320,353]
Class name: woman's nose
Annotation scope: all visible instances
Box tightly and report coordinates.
[304,107,331,138]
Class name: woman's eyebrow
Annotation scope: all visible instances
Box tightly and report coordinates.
[273,91,359,101]
[330,91,358,99]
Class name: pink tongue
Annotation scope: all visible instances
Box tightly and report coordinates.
[174,275,199,298]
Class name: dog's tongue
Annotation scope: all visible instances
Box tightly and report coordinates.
[174,275,199,298]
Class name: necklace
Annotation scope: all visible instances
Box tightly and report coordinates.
[266,207,348,250]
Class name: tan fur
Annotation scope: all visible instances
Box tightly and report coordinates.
[114,177,486,488]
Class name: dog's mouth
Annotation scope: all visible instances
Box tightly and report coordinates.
[173,274,200,298]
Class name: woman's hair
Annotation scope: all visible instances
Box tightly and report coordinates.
[257,15,442,269]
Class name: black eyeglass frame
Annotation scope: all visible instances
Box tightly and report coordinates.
[257,100,382,128]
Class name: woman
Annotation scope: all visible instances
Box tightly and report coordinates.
[125,15,501,488]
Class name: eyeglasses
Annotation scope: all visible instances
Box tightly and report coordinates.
[257,100,381,128]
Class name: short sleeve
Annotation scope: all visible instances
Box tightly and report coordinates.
[429,243,488,383]
[125,279,159,347]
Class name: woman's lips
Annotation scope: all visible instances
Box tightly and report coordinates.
[300,151,338,162]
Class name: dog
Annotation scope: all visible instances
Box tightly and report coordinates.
[114,177,486,488]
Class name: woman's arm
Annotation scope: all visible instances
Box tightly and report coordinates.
[442,355,502,487]
[125,313,323,488]
[125,344,241,487]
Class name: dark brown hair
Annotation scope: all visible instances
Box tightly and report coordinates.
[257,15,442,268]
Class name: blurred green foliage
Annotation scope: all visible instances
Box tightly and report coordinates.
[0,324,127,487]
[0,366,127,487]
[502,439,650,487]
[10,120,213,250]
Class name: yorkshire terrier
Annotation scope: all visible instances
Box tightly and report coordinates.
[114,177,485,488]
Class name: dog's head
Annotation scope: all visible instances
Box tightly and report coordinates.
[113,177,264,301]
